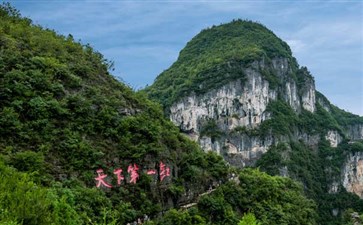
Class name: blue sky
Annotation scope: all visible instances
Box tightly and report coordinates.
[8,0,363,115]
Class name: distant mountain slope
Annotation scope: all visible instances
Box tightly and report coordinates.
[145,19,363,224]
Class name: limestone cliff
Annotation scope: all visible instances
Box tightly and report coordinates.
[325,130,342,148]
[169,58,316,166]
[145,19,363,201]
[347,124,363,141]
[343,152,363,198]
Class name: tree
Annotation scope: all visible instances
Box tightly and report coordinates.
[238,213,261,225]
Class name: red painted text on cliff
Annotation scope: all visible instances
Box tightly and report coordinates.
[95,161,170,188]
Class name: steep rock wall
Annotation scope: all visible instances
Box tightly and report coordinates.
[325,130,342,148]
[342,152,363,198]
[346,124,363,141]
[170,70,276,134]
[169,58,316,166]
[301,80,316,113]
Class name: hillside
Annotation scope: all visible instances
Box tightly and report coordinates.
[0,4,322,225]
[145,19,363,224]
[145,19,295,110]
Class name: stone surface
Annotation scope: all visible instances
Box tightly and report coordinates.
[346,124,363,141]
[169,58,316,166]
[342,152,363,198]
[316,95,331,112]
[300,77,316,112]
[328,181,339,194]
[170,69,276,134]
[325,130,342,148]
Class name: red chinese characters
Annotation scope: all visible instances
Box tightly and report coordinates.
[113,168,124,185]
[159,161,170,181]
[95,169,112,188]
[127,164,139,184]
[146,169,157,175]
[95,161,170,188]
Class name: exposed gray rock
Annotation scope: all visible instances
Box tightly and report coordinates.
[317,96,331,112]
[332,209,339,217]
[170,70,276,134]
[346,124,363,141]
[292,130,320,149]
[300,76,316,112]
[328,181,339,194]
[279,166,289,177]
[342,152,363,198]
[285,81,300,112]
[169,58,317,166]
[325,130,342,147]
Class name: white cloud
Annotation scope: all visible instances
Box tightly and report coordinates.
[285,39,306,54]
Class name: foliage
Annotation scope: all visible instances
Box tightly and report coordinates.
[330,105,363,127]
[196,169,317,225]
[0,159,81,225]
[315,91,363,130]
[155,209,206,225]
[258,100,299,136]
[238,91,363,225]
[198,193,238,225]
[152,169,317,225]
[255,99,343,138]
[142,11,363,225]
[256,140,363,225]
[2,3,362,225]
[200,120,223,141]
[238,213,261,225]
[0,3,230,224]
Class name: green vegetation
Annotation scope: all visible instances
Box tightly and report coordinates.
[315,91,363,128]
[0,4,231,224]
[152,169,317,225]
[251,95,363,224]
[1,4,317,224]
[0,157,84,225]
[330,105,363,127]
[238,213,261,225]
[146,12,363,225]
[248,99,343,138]
[200,120,223,141]
[144,13,363,225]
[258,100,299,136]
[144,19,294,111]
[2,3,363,225]
[256,140,363,225]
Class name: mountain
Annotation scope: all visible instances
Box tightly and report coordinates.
[145,19,363,224]
[0,5,322,225]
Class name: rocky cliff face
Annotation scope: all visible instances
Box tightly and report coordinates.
[325,130,342,147]
[170,58,316,166]
[346,124,363,141]
[170,60,277,133]
[343,152,363,198]
[146,20,363,204]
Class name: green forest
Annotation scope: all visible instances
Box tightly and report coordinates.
[0,3,363,225]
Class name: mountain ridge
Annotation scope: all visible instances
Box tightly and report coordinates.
[144,19,300,111]
[145,19,363,224]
